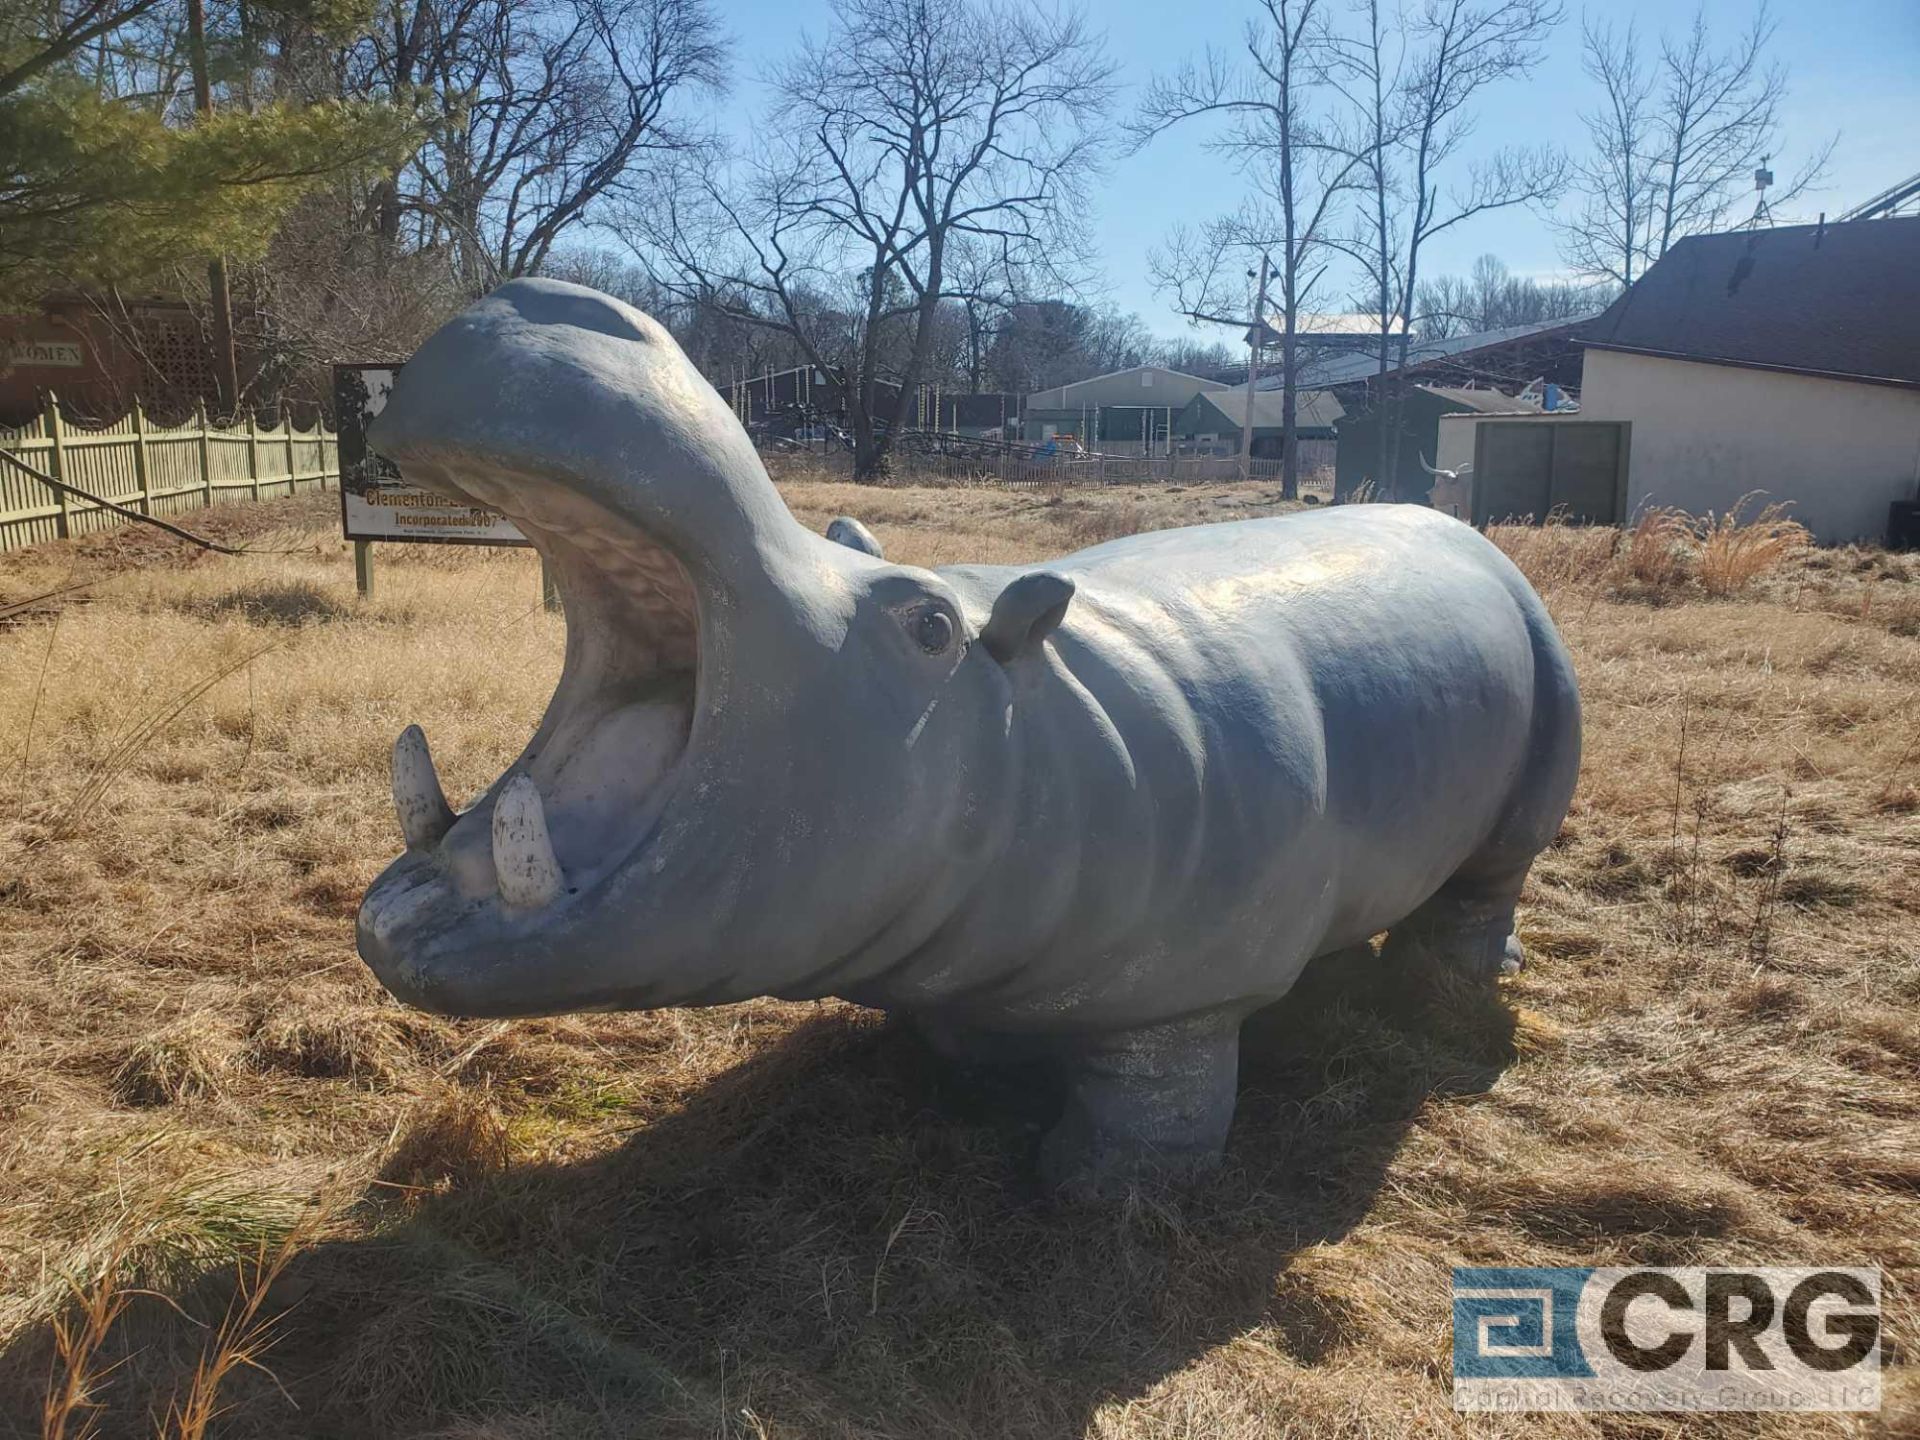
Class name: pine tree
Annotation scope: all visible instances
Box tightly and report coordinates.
[0,0,421,306]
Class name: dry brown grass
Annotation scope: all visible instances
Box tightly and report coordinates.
[774,474,1314,569]
[40,1237,132,1440]
[1,479,1915,1438]
[1697,497,1815,597]
[380,1090,513,1195]
[108,1012,237,1109]
[1621,506,1696,592]
[162,1227,309,1440]
[1487,497,1814,605]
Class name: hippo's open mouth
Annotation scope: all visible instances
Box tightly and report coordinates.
[359,459,704,982]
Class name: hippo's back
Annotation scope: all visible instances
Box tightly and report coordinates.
[925,503,1579,1027]
[1056,500,1516,603]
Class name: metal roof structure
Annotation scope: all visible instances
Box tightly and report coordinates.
[1243,312,1409,347]
[1254,315,1601,391]
[1025,364,1229,411]
[1180,387,1346,433]
[1331,384,1540,429]
[1419,386,1542,414]
[1275,312,1408,334]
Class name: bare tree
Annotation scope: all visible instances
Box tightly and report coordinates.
[1133,0,1364,497]
[1340,0,1565,499]
[241,187,468,408]
[941,237,1022,394]
[1648,5,1832,252]
[1414,252,1601,338]
[629,0,1112,480]
[346,0,723,293]
[1334,0,1406,498]
[984,299,1098,394]
[1557,5,1833,288]
[1155,336,1239,377]
[1554,16,1657,287]
[979,298,1170,395]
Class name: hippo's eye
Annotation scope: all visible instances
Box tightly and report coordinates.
[911,606,955,655]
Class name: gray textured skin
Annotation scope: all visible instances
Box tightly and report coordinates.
[357,279,1582,1182]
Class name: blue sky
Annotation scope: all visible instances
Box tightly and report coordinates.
[708,0,1916,341]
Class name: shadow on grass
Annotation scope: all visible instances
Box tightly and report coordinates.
[1,948,1517,1439]
[185,580,350,626]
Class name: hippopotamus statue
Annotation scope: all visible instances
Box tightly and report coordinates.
[357,279,1582,1182]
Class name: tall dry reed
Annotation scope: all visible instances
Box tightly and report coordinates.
[1491,496,1812,601]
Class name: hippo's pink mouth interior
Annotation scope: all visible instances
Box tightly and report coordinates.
[384,463,704,913]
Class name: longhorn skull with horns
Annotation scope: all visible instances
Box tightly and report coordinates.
[1419,452,1472,483]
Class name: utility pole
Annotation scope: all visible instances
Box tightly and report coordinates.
[186,0,240,419]
[1240,252,1272,483]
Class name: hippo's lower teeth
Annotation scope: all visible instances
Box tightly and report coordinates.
[391,724,455,851]
[491,774,564,909]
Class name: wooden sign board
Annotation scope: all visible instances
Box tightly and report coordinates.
[334,363,528,547]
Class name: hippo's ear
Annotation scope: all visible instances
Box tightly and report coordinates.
[824,516,883,558]
[982,571,1074,664]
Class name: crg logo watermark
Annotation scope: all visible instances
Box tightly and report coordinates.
[1452,1266,1881,1412]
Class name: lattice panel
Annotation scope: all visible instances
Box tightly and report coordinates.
[135,312,216,416]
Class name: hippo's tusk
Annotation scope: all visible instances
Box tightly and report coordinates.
[492,774,565,909]
[392,725,456,851]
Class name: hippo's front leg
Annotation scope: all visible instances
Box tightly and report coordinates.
[1038,1009,1243,1186]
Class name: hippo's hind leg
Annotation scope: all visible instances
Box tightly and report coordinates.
[1382,880,1526,979]
[1039,1010,1242,1187]
[1390,615,1578,981]
[1384,781,1560,980]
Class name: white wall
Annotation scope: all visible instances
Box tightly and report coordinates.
[1432,414,1482,518]
[1581,348,1920,544]
[1435,413,1478,477]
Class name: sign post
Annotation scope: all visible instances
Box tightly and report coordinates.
[334,363,542,603]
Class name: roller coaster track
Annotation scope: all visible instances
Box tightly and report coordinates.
[1838,172,1920,221]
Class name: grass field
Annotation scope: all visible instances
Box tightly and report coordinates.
[1,479,1916,1438]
